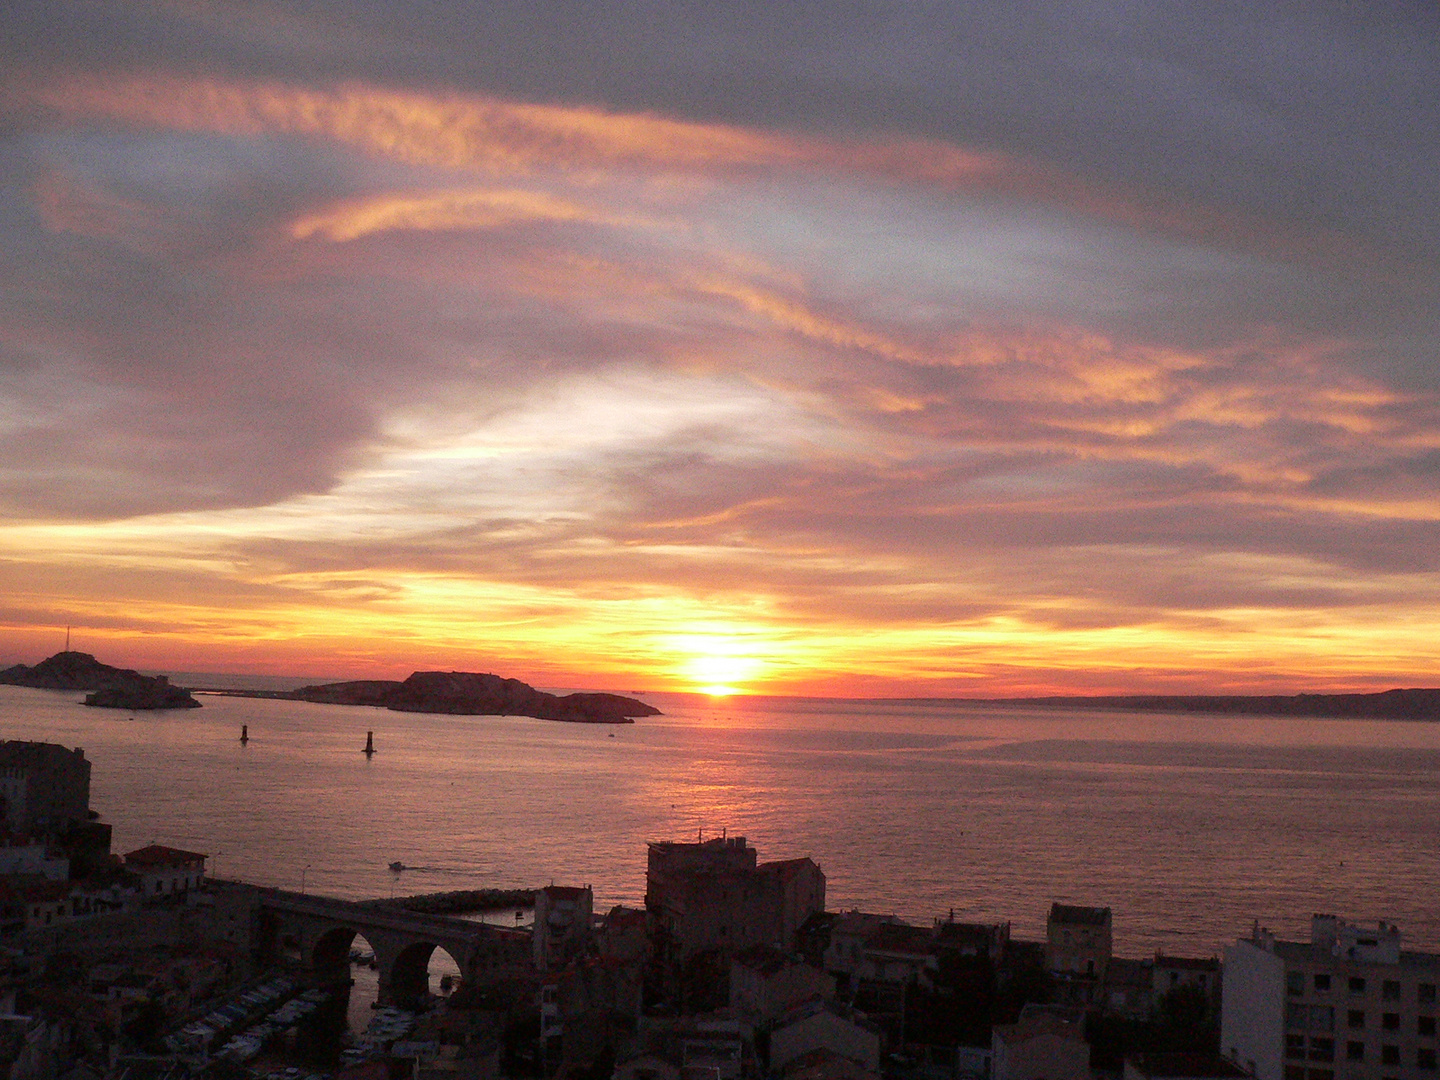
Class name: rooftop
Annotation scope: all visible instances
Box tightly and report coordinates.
[1049,902,1111,927]
[1127,1052,1251,1079]
[123,844,207,867]
[733,942,798,976]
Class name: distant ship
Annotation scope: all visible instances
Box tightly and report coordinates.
[388,861,405,872]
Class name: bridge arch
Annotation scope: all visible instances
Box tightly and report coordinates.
[312,925,361,980]
[389,941,462,1008]
[248,886,530,1007]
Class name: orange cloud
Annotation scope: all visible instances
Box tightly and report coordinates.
[14,66,1423,277]
[290,187,653,241]
[12,67,1225,240]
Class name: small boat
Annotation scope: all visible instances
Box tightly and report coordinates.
[389,861,405,872]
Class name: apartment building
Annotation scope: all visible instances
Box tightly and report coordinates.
[645,836,825,958]
[1223,916,1440,1080]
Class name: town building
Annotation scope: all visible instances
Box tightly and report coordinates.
[1125,1052,1253,1080]
[818,912,904,984]
[934,918,1011,963]
[1222,915,1440,1080]
[534,884,593,969]
[1155,952,1222,1007]
[769,1003,882,1075]
[0,837,68,881]
[855,922,936,986]
[123,844,207,897]
[0,742,91,837]
[992,1011,1091,1080]
[646,837,825,959]
[1046,903,1113,1006]
[729,943,834,1025]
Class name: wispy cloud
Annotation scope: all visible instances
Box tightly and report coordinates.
[1,9,1438,693]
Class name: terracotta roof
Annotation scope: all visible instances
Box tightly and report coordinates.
[123,844,206,867]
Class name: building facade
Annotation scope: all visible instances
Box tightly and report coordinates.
[0,742,91,836]
[534,884,594,970]
[123,844,206,897]
[646,837,825,959]
[1222,916,1440,1080]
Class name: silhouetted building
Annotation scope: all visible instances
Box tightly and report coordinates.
[819,912,905,984]
[934,918,1011,963]
[992,1012,1090,1080]
[1154,952,1221,1009]
[730,943,834,1025]
[1046,902,1112,1006]
[1125,1052,1252,1080]
[770,1004,882,1075]
[534,884,593,969]
[123,844,206,897]
[0,742,91,836]
[1222,915,1440,1080]
[646,837,825,959]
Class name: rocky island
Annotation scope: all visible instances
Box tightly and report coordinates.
[291,669,660,723]
[0,651,201,710]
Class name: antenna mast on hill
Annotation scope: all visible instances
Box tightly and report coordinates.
[65,626,71,652]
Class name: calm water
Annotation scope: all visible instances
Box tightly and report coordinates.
[2,684,1438,958]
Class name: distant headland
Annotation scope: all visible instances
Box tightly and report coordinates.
[0,651,201,710]
[1008,687,1440,721]
[207,669,661,724]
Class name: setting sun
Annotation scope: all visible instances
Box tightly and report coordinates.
[675,635,766,696]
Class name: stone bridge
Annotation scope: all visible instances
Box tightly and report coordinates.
[253,887,531,1006]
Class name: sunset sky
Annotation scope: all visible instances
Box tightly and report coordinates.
[1,2,1438,696]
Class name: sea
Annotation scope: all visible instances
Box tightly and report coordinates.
[3,681,1439,962]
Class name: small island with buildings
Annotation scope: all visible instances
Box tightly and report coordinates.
[0,736,1430,1080]
[0,652,201,710]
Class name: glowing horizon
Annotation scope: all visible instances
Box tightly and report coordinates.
[2,7,1438,699]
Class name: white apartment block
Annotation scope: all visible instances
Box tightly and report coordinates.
[1223,916,1440,1080]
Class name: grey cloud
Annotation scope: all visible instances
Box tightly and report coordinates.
[7,2,1436,261]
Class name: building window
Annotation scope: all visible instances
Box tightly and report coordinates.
[1420,1049,1438,1071]
[1383,980,1401,1001]
[1382,1046,1400,1066]
[1311,1006,1336,1032]
[1288,1035,1308,1059]
[1309,1038,1335,1062]
[1347,1042,1364,1062]
[1421,984,1438,1005]
[1290,971,1307,996]
[1420,1016,1436,1037]
[1316,974,1333,992]
[1383,1013,1400,1031]
[1350,977,1367,994]
[1349,1010,1366,1029]
[1307,1070,1333,1080]
[1284,1069,1304,1080]
[1289,1004,1311,1030]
